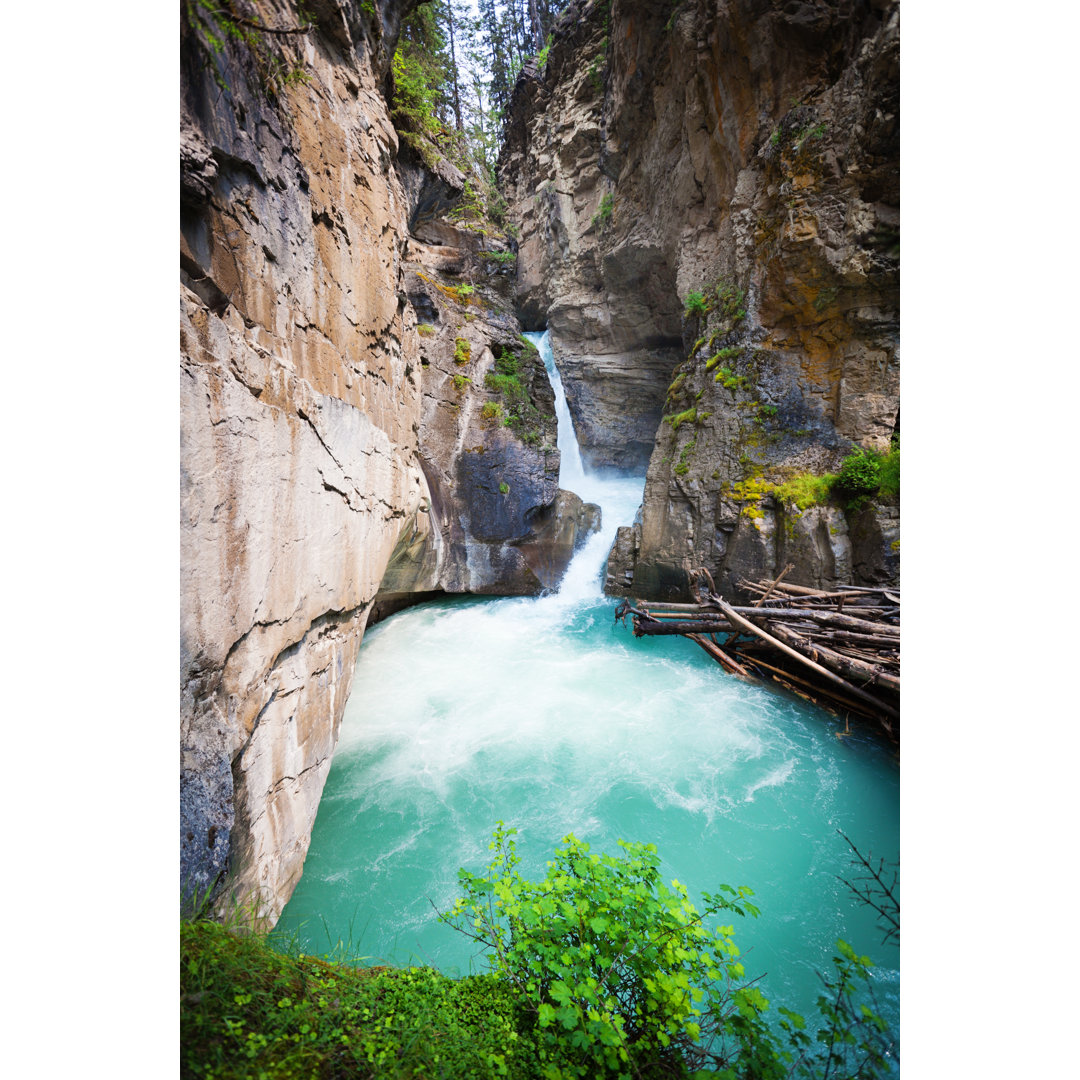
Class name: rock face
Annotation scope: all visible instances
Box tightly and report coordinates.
[180,0,594,924]
[499,0,899,599]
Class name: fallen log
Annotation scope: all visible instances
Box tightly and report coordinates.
[764,621,901,694]
[632,619,737,636]
[733,651,883,720]
[711,597,900,722]
[728,607,900,636]
[754,563,794,607]
[686,634,754,677]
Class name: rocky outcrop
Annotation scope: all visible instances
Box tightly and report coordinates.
[500,0,899,599]
[181,0,593,924]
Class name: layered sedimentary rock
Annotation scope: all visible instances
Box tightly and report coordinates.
[181,0,592,923]
[500,0,899,599]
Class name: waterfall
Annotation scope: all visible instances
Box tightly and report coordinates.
[526,330,585,490]
[523,329,642,602]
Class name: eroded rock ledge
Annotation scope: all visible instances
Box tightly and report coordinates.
[499,0,899,598]
[180,0,594,924]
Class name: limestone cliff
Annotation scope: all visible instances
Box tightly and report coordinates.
[180,0,592,923]
[500,0,899,599]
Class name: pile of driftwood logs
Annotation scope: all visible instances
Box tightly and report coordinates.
[614,567,899,738]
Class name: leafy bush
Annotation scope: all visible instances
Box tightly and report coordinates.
[183,829,897,1080]
[440,824,775,1080]
[454,337,471,365]
[834,448,881,498]
[452,374,471,392]
[684,290,708,318]
[480,401,504,422]
[877,445,899,502]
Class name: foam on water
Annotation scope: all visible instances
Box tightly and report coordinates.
[277,331,899,1037]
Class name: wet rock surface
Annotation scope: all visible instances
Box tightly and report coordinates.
[501,0,899,599]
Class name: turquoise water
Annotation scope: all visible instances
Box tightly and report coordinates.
[275,332,899,1047]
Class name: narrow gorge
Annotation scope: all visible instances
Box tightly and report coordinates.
[180,0,899,1017]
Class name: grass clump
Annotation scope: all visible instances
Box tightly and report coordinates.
[714,367,750,391]
[683,289,708,318]
[416,323,435,337]
[774,472,836,511]
[480,401,504,422]
[481,250,517,266]
[481,345,549,445]
[181,919,534,1080]
[453,337,471,365]
[663,406,697,431]
[452,374,471,393]
[591,191,614,230]
[774,444,900,514]
[498,481,510,494]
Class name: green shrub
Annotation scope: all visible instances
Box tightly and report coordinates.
[498,481,510,494]
[440,823,773,1080]
[877,446,900,502]
[480,401,504,421]
[452,374,471,392]
[683,290,708,318]
[834,448,881,498]
[416,323,435,337]
[481,250,517,265]
[454,337,471,365]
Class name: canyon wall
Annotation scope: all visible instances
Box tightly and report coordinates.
[180,0,591,922]
[500,0,899,599]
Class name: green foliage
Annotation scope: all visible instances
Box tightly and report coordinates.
[498,481,510,494]
[674,437,697,477]
[834,448,881,499]
[184,828,897,1080]
[536,33,553,72]
[663,407,697,431]
[181,919,535,1080]
[453,374,472,392]
[877,445,900,502]
[416,323,436,337]
[482,249,518,265]
[454,336,472,365]
[592,192,615,231]
[441,824,775,1080]
[454,283,476,299]
[182,0,315,99]
[714,367,749,391]
[775,444,899,513]
[773,472,836,512]
[683,290,708,319]
[481,401,505,422]
[481,345,548,445]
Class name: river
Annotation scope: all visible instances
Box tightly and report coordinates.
[275,331,900,1046]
